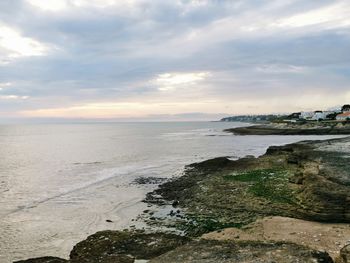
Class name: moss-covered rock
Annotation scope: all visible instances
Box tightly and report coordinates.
[145,137,350,236]
[69,230,190,263]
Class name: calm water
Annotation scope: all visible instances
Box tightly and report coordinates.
[0,122,343,262]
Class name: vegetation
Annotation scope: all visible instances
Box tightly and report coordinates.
[179,215,244,236]
[220,114,284,123]
[326,112,338,120]
[224,169,296,204]
[341,104,350,112]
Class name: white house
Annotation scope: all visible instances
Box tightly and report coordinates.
[300,111,333,121]
[300,112,314,120]
[311,111,324,121]
[313,111,334,120]
[336,112,350,121]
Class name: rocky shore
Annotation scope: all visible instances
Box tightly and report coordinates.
[16,136,350,263]
[225,122,350,135]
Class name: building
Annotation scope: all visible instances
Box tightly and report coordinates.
[336,112,350,121]
[300,111,314,120]
[312,111,325,121]
[313,111,334,120]
[300,111,334,121]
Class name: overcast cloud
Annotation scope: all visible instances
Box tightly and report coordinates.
[0,0,349,120]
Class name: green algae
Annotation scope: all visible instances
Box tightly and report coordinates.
[178,215,244,236]
[224,168,297,204]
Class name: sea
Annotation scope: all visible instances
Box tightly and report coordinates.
[0,122,343,262]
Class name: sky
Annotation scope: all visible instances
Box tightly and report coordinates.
[0,0,350,121]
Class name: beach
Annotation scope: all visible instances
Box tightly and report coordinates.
[10,123,350,262]
[2,122,338,262]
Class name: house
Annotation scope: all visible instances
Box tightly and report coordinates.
[312,111,325,121]
[300,111,335,121]
[300,111,314,120]
[336,112,350,121]
[314,111,334,120]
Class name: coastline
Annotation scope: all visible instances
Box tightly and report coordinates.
[1,121,247,262]
[16,135,350,262]
[225,122,350,135]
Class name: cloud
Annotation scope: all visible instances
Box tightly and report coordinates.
[276,1,350,28]
[154,72,210,91]
[26,0,68,12]
[0,0,349,119]
[0,95,29,100]
[256,64,306,74]
[0,23,50,59]
[0,82,12,89]
[156,72,209,85]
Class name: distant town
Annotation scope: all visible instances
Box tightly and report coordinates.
[221,104,350,123]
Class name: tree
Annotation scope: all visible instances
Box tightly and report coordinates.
[341,104,350,112]
[326,112,338,120]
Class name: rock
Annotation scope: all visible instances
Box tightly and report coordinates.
[133,177,167,185]
[69,230,190,263]
[340,244,350,263]
[150,240,334,263]
[187,157,232,171]
[19,137,350,263]
[14,257,68,263]
[225,123,350,135]
[288,171,304,184]
[145,137,350,238]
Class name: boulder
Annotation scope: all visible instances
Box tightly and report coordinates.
[340,244,350,263]
[69,230,190,263]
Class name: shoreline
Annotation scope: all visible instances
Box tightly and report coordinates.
[225,122,350,135]
[16,135,350,262]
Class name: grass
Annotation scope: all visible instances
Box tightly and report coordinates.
[224,168,296,204]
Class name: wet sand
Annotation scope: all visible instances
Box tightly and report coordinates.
[0,180,150,262]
